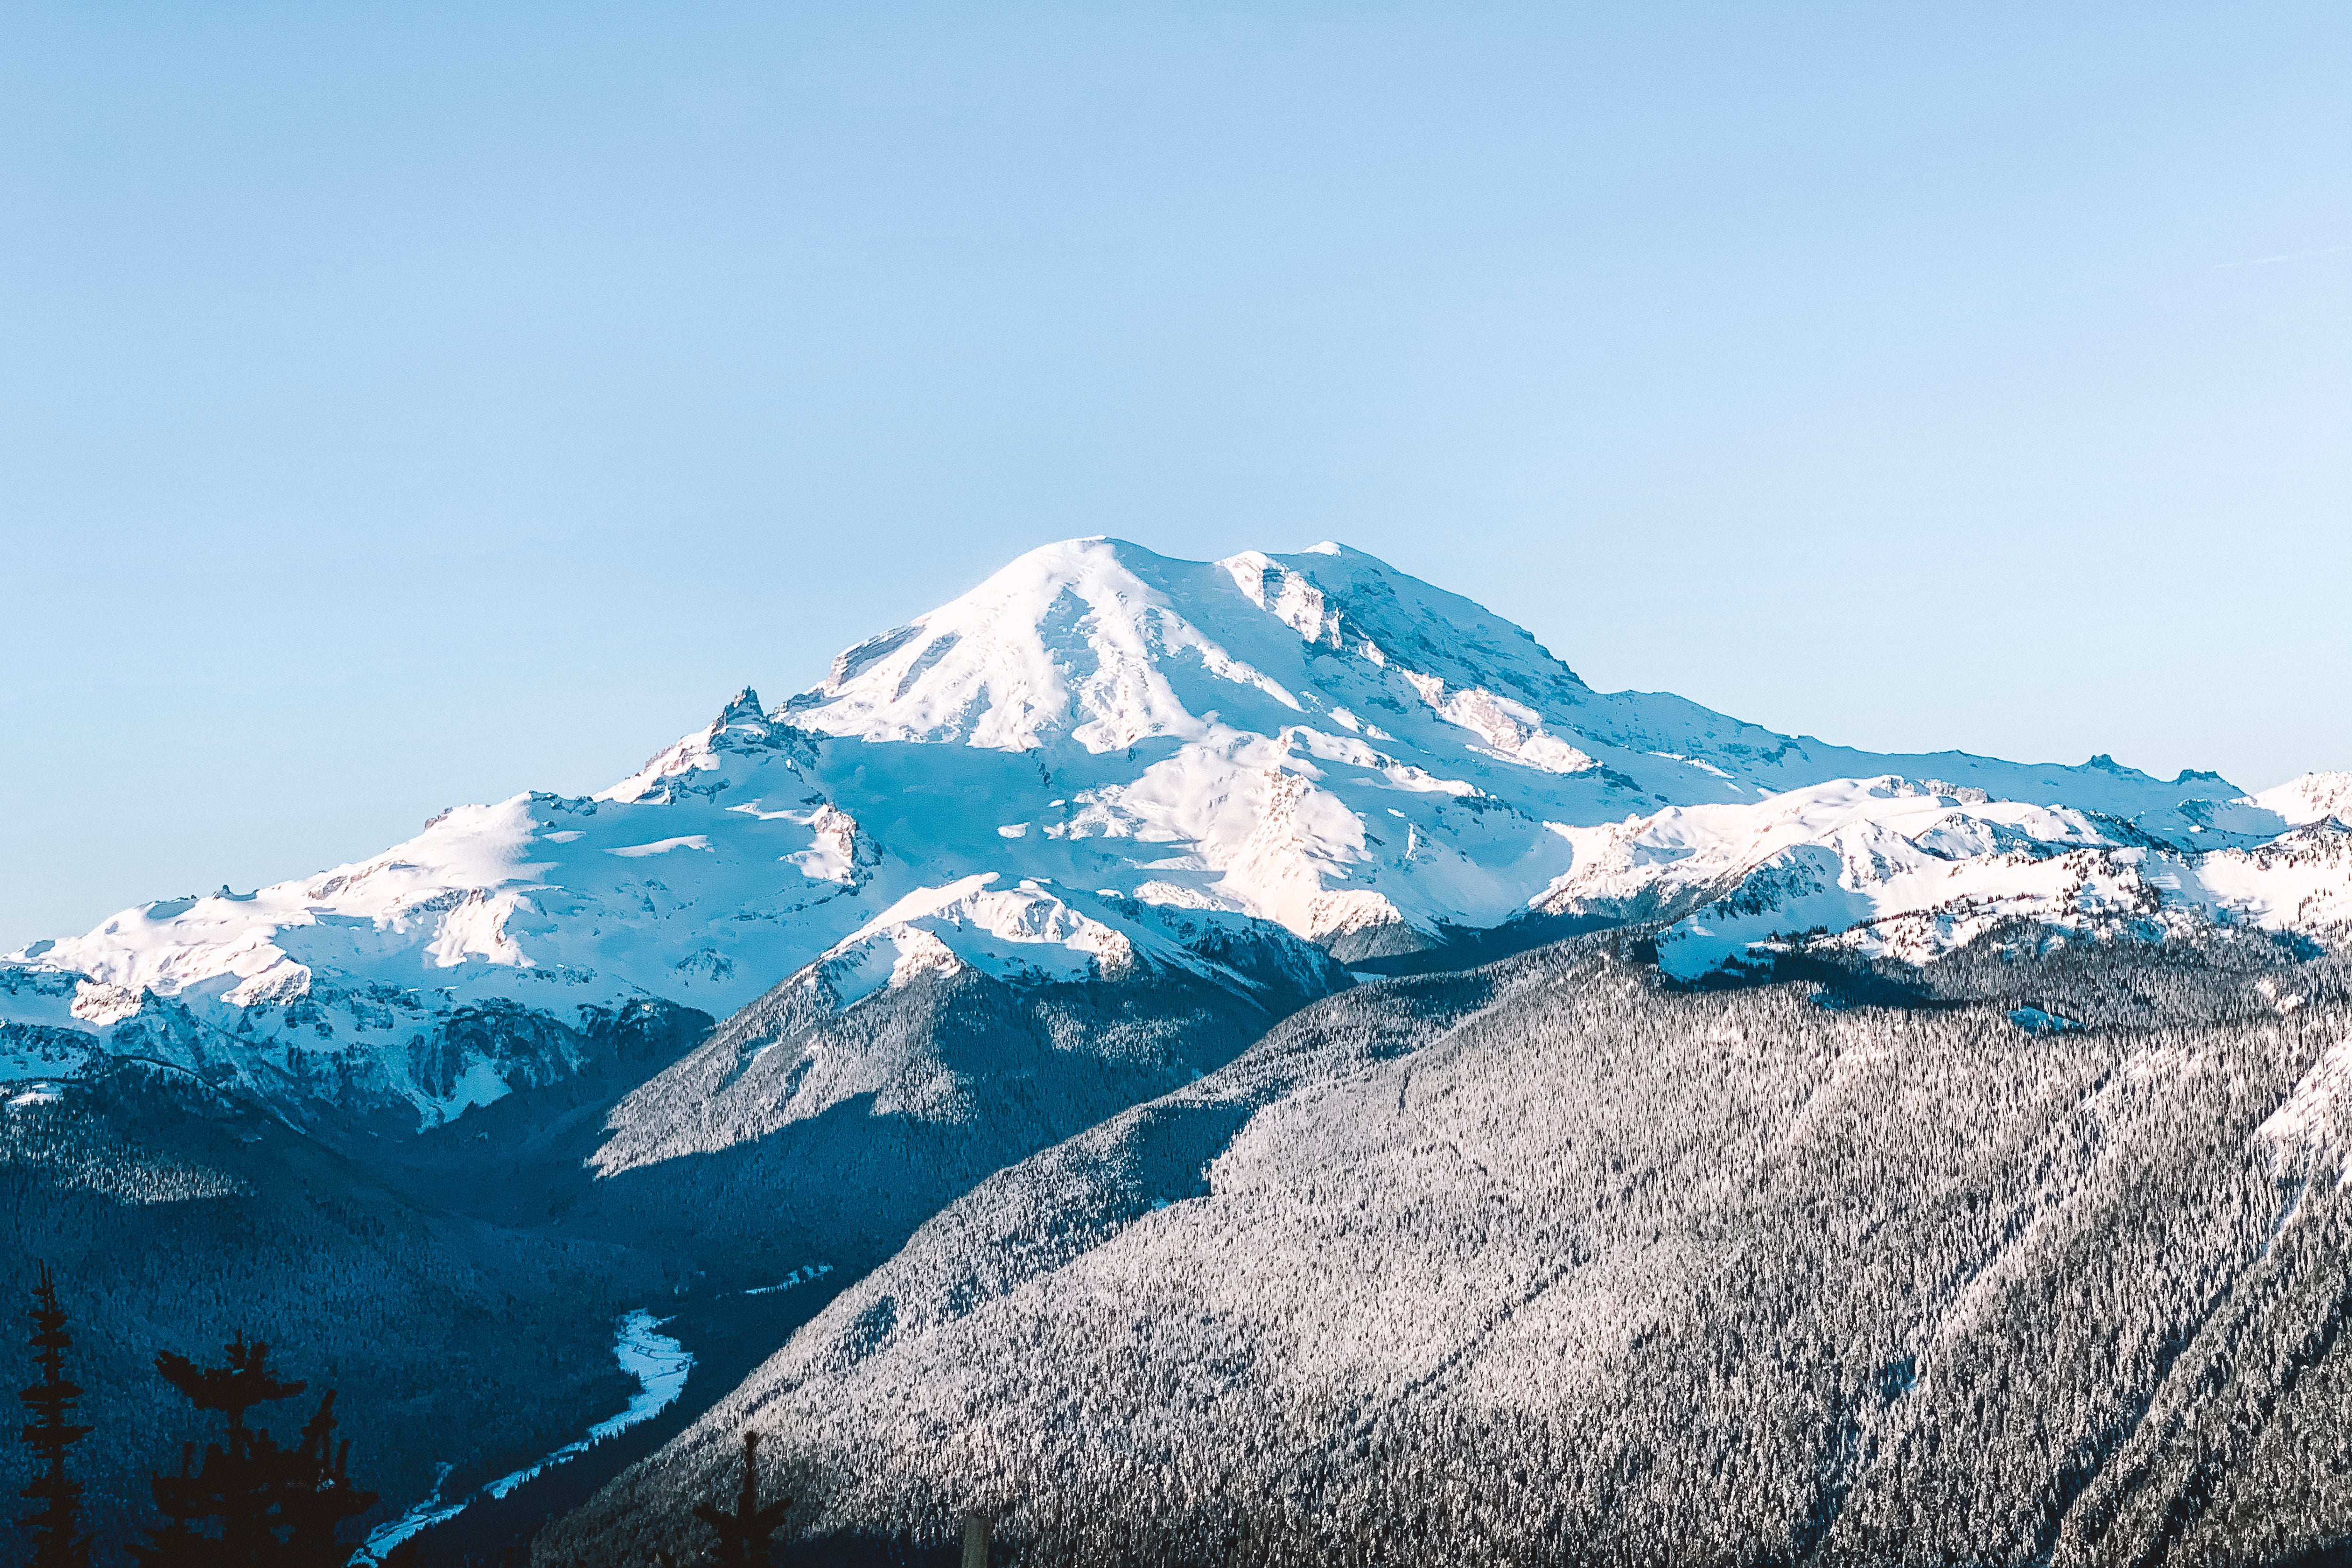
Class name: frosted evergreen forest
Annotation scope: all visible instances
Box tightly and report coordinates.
[552,926,2352,1568]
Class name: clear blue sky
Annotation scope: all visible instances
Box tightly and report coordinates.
[2,1,2345,949]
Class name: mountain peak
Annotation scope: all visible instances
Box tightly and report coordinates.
[718,687,766,728]
[780,538,1588,757]
[599,685,791,804]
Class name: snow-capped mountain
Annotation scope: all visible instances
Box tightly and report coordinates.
[4,537,2341,1125]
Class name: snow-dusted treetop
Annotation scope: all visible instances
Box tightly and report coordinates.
[4,536,2340,1121]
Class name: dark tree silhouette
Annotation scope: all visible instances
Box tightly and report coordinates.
[131,1332,376,1566]
[693,1431,794,1566]
[134,1332,306,1565]
[17,1262,93,1568]
[279,1390,376,1563]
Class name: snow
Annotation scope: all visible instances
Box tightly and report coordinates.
[807,876,1142,1008]
[580,1311,695,1448]
[4,537,2341,1121]
[2255,772,2352,827]
[1535,777,2352,979]
[607,836,715,859]
[439,1057,512,1118]
[2258,1034,2352,1188]
[739,1262,833,1297]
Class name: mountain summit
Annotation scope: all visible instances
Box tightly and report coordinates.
[5,538,2341,1126]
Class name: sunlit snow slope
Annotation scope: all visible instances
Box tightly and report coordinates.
[5,538,2341,1123]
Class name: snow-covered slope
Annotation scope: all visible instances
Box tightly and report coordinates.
[1535,776,2352,979]
[547,934,2352,1568]
[4,537,2338,1124]
[2254,769,2352,827]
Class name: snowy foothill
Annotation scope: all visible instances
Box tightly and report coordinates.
[3,537,2344,1124]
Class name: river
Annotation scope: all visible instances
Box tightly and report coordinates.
[359,1309,693,1561]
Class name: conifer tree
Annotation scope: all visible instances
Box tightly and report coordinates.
[134,1332,305,1564]
[17,1262,92,1568]
[692,1430,793,1566]
[131,1332,375,1566]
[279,1389,376,1565]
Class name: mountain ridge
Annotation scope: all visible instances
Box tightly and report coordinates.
[4,536,2337,1127]
[547,927,2352,1568]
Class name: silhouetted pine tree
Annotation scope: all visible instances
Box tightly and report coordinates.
[133,1332,305,1564]
[131,1332,375,1566]
[279,1389,376,1564]
[693,1431,793,1566]
[17,1262,92,1568]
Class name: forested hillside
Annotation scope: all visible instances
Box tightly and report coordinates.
[552,926,2352,1568]
[578,937,1348,1270]
[0,929,1342,1555]
[0,1062,662,1558]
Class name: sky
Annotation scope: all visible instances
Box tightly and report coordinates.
[1,1,2345,949]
